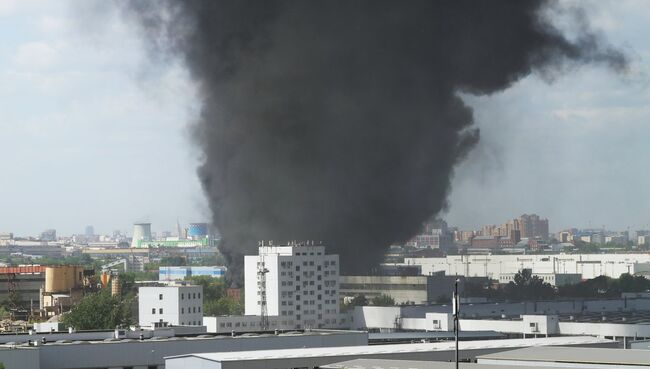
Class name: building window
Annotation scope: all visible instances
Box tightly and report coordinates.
[159,308,163,314]
[159,294,163,300]
[181,308,184,314]
[181,293,184,300]
[198,293,201,299]
[152,308,156,314]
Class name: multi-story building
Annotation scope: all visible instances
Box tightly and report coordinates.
[138,284,203,327]
[339,275,470,305]
[405,219,454,250]
[519,214,549,241]
[244,242,340,329]
[159,266,226,281]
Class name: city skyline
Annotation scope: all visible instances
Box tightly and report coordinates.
[1,2,650,236]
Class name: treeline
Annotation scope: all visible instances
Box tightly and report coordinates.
[465,270,650,302]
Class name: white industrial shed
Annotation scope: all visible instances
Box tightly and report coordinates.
[165,336,616,369]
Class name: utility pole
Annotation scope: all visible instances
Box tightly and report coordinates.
[453,278,460,369]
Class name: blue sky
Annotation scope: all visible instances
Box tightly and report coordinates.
[0,1,649,236]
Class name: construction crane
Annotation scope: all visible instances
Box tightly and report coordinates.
[258,241,270,331]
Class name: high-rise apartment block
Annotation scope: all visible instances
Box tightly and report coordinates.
[244,242,340,329]
[481,214,549,242]
[519,214,549,241]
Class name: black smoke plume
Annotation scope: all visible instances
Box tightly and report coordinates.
[124,1,625,281]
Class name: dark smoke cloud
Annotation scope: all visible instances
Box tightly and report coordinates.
[123,0,626,281]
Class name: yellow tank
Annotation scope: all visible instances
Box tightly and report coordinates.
[100,271,112,288]
[45,265,85,293]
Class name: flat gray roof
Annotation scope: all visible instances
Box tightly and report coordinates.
[369,331,505,340]
[477,346,648,366]
[320,358,571,369]
[166,336,613,362]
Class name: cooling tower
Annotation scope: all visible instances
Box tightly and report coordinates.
[131,222,152,248]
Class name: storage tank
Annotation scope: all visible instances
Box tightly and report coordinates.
[45,266,84,293]
[131,222,152,248]
[187,223,209,239]
[100,271,112,288]
[111,275,121,297]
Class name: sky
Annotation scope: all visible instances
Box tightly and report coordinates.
[0,1,649,236]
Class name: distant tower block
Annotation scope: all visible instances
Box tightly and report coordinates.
[131,223,152,248]
[187,223,209,239]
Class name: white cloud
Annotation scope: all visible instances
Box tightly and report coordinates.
[38,15,68,34]
[12,41,59,69]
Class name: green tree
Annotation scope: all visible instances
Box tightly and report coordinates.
[61,291,132,330]
[371,294,395,306]
[204,297,243,316]
[160,255,188,266]
[504,269,556,301]
[186,276,227,301]
[616,273,650,292]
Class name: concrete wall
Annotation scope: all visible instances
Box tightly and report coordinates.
[351,306,402,330]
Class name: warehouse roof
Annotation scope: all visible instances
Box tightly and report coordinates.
[166,336,613,363]
[320,358,569,369]
[477,346,650,366]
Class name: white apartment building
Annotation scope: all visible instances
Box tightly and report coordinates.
[245,242,341,329]
[138,284,203,327]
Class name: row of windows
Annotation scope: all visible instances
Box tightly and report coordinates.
[181,321,201,325]
[158,292,202,300]
[181,292,201,300]
[181,306,201,314]
[219,320,291,328]
[151,306,202,315]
